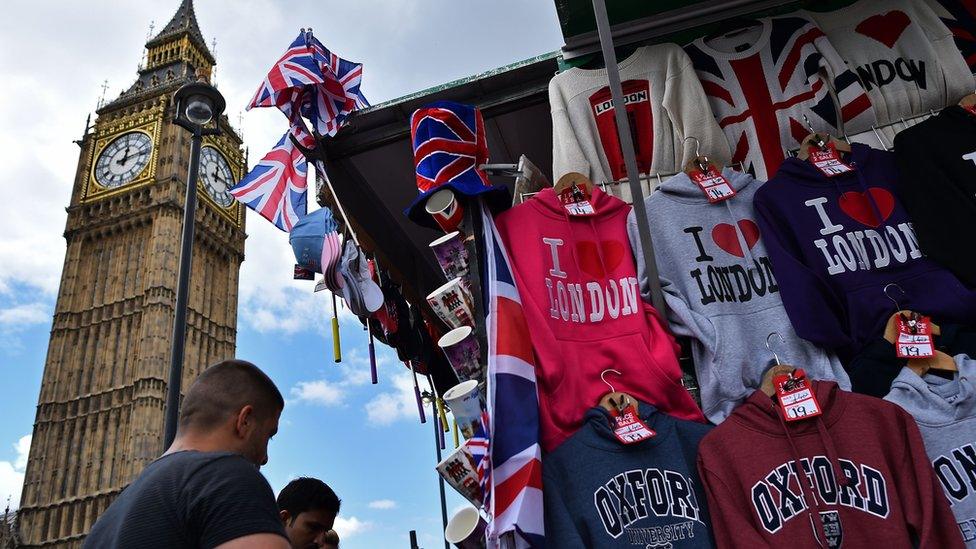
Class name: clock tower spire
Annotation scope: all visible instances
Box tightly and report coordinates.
[15,1,246,547]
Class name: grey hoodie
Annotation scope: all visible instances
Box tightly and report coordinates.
[885,355,976,546]
[626,168,848,423]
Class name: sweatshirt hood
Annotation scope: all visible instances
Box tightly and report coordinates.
[581,401,673,451]
[658,167,755,204]
[530,186,627,220]
[734,380,846,435]
[887,354,976,426]
[774,143,873,187]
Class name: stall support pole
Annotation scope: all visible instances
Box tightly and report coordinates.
[591,0,667,315]
[432,396,450,549]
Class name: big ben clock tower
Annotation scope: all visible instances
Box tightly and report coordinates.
[15,1,246,547]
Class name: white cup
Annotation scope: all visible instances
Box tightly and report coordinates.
[426,277,474,330]
[445,507,487,549]
[426,188,465,233]
[438,327,484,383]
[443,380,485,439]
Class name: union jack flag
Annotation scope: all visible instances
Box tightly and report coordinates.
[467,411,492,508]
[930,0,976,70]
[685,15,875,179]
[411,102,490,193]
[248,30,368,138]
[229,131,308,232]
[481,204,545,548]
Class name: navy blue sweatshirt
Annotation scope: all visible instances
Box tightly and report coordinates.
[753,144,976,359]
[543,402,715,548]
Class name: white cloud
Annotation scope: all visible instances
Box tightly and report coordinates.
[0,435,31,510]
[368,499,397,510]
[332,515,371,539]
[290,380,345,407]
[0,302,50,327]
[365,371,431,427]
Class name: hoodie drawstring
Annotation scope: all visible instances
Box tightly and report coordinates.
[722,197,759,272]
[775,406,829,548]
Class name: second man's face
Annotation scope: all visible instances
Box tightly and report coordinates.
[284,509,337,549]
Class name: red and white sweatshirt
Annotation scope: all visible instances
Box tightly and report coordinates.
[685,15,876,180]
[495,187,705,451]
[549,43,731,202]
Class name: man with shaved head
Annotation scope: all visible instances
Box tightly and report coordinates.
[85,359,291,549]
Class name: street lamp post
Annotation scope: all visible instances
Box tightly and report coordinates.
[163,76,227,449]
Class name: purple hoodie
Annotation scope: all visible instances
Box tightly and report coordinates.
[753,143,976,358]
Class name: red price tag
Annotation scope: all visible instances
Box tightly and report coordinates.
[896,313,935,358]
[963,104,976,117]
[611,405,656,444]
[689,165,736,203]
[558,184,596,216]
[774,369,822,422]
[808,142,853,177]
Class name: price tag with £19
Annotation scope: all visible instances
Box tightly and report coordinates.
[611,404,656,444]
[774,369,822,422]
[896,313,935,358]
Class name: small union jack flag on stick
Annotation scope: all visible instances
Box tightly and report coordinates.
[229,132,308,232]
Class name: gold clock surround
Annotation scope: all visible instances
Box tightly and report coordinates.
[84,99,165,201]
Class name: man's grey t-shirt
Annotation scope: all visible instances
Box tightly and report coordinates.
[84,451,287,549]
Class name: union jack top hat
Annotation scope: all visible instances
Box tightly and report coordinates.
[405,101,509,229]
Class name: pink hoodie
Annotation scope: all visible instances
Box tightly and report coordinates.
[495,187,705,451]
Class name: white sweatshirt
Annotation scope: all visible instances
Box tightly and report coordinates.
[805,0,974,145]
[548,43,730,203]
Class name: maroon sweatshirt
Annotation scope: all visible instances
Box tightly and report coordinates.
[697,380,962,548]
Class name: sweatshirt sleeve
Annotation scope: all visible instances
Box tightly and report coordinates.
[847,338,905,398]
[753,190,853,351]
[542,468,588,547]
[626,210,716,344]
[663,54,732,170]
[697,458,771,548]
[913,0,976,103]
[894,130,976,287]
[896,410,967,548]
[549,79,591,181]
[808,17,876,134]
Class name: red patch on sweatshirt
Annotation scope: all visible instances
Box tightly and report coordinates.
[711,220,760,258]
[855,11,910,49]
[838,188,895,227]
[576,240,625,278]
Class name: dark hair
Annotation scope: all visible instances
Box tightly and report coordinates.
[178,359,284,431]
[277,477,342,521]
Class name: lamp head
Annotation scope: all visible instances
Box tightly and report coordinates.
[173,79,226,133]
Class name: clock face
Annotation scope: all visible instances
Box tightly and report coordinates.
[200,146,235,207]
[94,132,153,188]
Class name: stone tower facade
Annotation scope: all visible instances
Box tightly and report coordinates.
[15,1,246,546]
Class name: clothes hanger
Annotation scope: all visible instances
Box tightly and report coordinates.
[553,171,595,195]
[597,369,634,414]
[760,332,795,397]
[959,91,976,108]
[882,284,957,374]
[796,114,851,160]
[682,136,720,175]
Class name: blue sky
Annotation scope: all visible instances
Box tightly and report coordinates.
[0,1,563,546]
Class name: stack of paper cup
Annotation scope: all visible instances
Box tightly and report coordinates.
[444,507,487,549]
[443,380,485,440]
[438,327,483,383]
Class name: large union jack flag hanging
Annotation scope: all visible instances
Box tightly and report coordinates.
[481,204,545,548]
[229,132,308,232]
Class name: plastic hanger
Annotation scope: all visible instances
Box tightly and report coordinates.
[598,369,634,414]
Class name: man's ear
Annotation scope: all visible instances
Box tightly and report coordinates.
[279,509,291,526]
[234,405,255,438]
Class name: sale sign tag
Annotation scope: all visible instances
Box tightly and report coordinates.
[558,183,596,216]
[808,142,853,177]
[896,313,935,359]
[611,405,656,444]
[689,165,736,203]
[774,369,822,422]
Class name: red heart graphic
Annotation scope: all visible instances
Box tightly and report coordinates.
[711,220,761,258]
[838,188,896,228]
[576,240,625,278]
[855,11,910,49]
